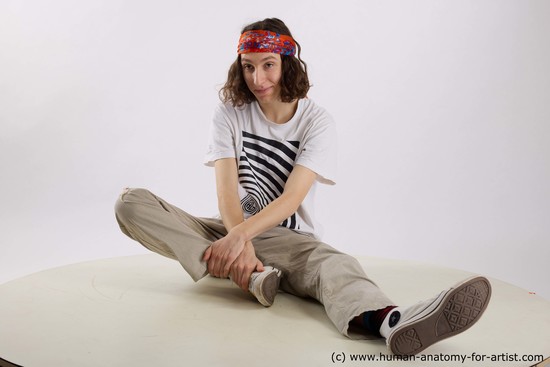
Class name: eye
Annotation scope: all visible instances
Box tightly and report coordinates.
[265,63,275,68]
[242,64,254,72]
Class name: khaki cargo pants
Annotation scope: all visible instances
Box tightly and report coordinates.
[114,187,394,338]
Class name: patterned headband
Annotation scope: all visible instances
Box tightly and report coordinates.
[237,30,296,56]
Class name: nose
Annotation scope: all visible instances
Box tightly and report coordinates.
[253,69,265,86]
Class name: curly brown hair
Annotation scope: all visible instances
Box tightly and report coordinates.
[219,18,310,107]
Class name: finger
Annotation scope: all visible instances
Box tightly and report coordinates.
[209,252,223,278]
[256,260,264,272]
[220,255,235,278]
[207,259,216,277]
[229,260,245,290]
[240,270,250,291]
[222,260,234,279]
[235,272,243,289]
[228,267,236,283]
[221,251,239,279]
[202,246,212,262]
[212,245,229,278]
[212,257,222,278]
[233,265,244,290]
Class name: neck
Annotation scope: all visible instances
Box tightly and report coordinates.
[258,99,299,124]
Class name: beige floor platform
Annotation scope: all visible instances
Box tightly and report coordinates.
[0,254,548,367]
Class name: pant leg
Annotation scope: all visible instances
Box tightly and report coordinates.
[114,187,227,281]
[252,226,395,338]
[115,188,393,338]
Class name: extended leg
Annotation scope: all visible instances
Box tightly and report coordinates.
[252,227,395,338]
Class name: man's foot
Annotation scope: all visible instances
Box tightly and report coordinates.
[248,266,282,307]
[380,276,491,355]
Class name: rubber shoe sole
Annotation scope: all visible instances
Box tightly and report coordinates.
[388,276,491,355]
[249,267,282,307]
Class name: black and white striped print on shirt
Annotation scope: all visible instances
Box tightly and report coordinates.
[239,130,301,230]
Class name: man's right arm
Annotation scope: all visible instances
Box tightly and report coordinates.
[202,158,264,289]
[214,157,245,231]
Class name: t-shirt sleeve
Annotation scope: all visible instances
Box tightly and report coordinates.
[203,104,237,167]
[295,111,337,185]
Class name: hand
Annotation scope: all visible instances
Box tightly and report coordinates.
[202,230,246,278]
[229,241,264,291]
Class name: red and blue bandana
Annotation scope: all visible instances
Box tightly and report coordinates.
[237,30,296,56]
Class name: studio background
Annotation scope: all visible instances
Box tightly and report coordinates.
[1,0,549,300]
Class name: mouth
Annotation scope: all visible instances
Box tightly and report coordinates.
[254,87,272,96]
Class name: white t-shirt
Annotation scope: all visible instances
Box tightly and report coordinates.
[204,98,336,239]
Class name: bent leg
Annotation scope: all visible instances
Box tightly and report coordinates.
[253,227,394,338]
[114,187,227,281]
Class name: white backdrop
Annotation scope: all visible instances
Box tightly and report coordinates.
[1,0,549,300]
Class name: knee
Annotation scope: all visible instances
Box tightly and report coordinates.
[114,187,152,222]
[316,250,365,280]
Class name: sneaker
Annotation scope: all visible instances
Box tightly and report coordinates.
[248,266,282,307]
[380,276,491,355]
